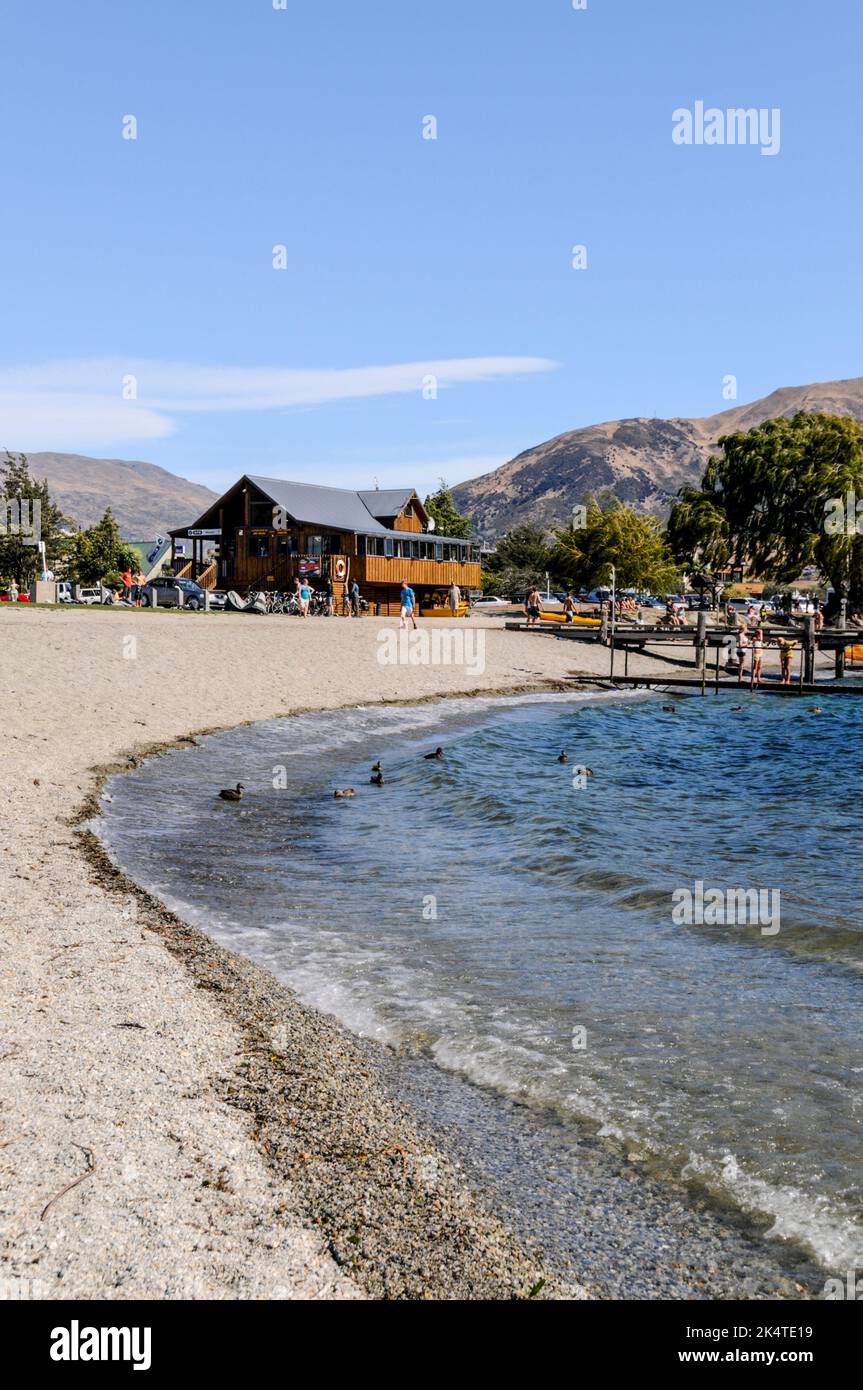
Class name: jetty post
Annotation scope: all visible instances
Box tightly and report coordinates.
[803,615,816,685]
[696,611,707,695]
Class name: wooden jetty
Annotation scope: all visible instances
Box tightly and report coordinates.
[508,610,863,693]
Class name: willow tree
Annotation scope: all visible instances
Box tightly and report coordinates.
[670,412,863,615]
[552,495,678,593]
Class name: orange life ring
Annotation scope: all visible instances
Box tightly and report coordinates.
[333,557,347,581]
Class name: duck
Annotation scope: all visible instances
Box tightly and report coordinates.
[371,761,383,773]
[370,771,385,785]
[333,788,356,799]
[557,752,569,763]
[218,782,244,801]
[424,747,444,760]
[661,705,677,714]
[810,706,823,714]
[573,765,594,777]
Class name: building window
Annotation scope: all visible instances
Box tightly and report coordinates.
[249,533,270,558]
[250,499,276,528]
[435,542,443,561]
[384,538,394,557]
[411,540,420,558]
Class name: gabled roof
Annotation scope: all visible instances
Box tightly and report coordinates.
[170,474,472,547]
[357,488,417,520]
[246,475,392,535]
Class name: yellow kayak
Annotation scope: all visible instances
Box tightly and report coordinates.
[539,611,600,626]
[419,602,470,618]
[845,643,863,663]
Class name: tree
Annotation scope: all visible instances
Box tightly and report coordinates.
[0,452,68,587]
[422,481,473,539]
[551,495,679,593]
[483,524,554,593]
[672,413,863,616]
[72,509,139,586]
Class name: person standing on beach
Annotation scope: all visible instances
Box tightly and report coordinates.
[400,580,417,630]
[298,579,311,616]
[447,582,461,616]
[133,568,146,607]
[323,574,334,616]
[563,592,576,623]
[525,587,542,627]
[120,566,132,603]
[349,579,360,616]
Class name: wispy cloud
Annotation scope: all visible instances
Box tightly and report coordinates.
[0,355,557,450]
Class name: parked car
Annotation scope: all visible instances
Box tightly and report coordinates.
[56,582,74,603]
[585,587,611,604]
[472,595,510,607]
[74,586,111,605]
[141,576,207,609]
[208,589,227,610]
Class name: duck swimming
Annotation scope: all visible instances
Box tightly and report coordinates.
[573,765,593,777]
[557,752,569,763]
[334,788,356,799]
[424,747,444,760]
[370,771,385,785]
[218,782,244,801]
[661,705,677,714]
[371,761,383,773]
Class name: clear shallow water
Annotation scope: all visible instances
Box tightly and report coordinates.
[97,691,863,1272]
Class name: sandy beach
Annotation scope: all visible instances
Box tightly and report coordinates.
[0,605,819,1300]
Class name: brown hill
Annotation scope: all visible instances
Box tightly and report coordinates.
[15,451,218,536]
[452,376,863,536]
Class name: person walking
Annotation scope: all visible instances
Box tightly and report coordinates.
[400,580,417,630]
[323,574,334,616]
[349,579,360,616]
[563,592,576,623]
[447,582,461,616]
[298,578,312,616]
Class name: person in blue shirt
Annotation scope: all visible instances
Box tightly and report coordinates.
[400,580,417,630]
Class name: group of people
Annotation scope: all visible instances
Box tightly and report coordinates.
[734,624,799,686]
[118,567,148,606]
[399,581,462,628]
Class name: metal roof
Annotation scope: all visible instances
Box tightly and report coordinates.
[171,474,473,547]
[357,488,416,520]
[246,475,392,535]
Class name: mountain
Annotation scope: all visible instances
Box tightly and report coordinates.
[13,451,218,536]
[452,376,863,537]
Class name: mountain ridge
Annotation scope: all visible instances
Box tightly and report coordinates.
[452,375,863,536]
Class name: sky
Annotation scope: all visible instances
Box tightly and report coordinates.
[1,0,862,497]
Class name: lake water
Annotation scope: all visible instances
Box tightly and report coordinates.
[96,690,863,1277]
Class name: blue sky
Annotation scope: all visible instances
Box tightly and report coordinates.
[1,0,861,497]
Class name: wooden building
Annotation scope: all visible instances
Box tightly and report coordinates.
[168,474,482,615]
